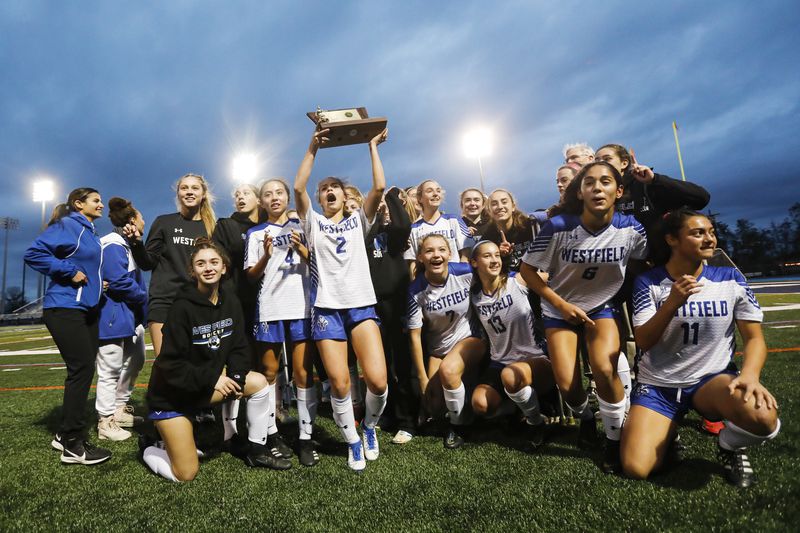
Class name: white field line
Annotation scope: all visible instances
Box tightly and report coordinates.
[770,325,797,329]
[0,344,154,356]
[2,368,21,372]
[762,304,800,312]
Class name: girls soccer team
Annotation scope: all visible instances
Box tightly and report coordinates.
[25,131,780,487]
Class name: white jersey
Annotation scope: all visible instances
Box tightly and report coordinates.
[244,219,311,322]
[407,263,479,357]
[522,212,647,318]
[404,213,475,262]
[471,273,544,364]
[304,207,376,309]
[632,266,763,388]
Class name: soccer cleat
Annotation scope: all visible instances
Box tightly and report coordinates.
[578,416,599,448]
[347,440,366,472]
[60,438,112,465]
[703,418,725,435]
[362,425,379,460]
[267,433,293,459]
[298,440,320,467]
[524,418,548,450]
[718,446,757,488]
[601,438,621,474]
[222,434,250,459]
[245,444,292,470]
[98,415,132,441]
[392,430,413,444]
[444,425,465,449]
[114,404,143,428]
[51,433,64,452]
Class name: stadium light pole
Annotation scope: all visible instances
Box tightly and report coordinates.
[0,217,20,313]
[32,179,55,300]
[463,128,493,193]
[231,152,259,184]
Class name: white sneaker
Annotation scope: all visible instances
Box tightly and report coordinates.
[392,430,413,444]
[114,405,143,428]
[362,425,379,460]
[347,441,366,472]
[98,415,132,441]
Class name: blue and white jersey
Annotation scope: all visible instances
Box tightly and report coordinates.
[403,213,475,262]
[408,263,477,357]
[471,273,544,364]
[245,218,310,322]
[304,207,376,309]
[632,266,763,388]
[522,212,647,318]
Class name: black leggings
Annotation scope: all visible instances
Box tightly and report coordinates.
[43,308,100,439]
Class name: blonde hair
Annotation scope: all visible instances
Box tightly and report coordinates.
[176,173,216,237]
[344,185,364,207]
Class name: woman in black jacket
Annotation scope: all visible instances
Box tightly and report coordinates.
[365,187,417,443]
[140,239,290,482]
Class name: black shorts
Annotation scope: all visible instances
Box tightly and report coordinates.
[478,362,506,394]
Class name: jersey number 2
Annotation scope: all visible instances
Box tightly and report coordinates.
[335,236,347,254]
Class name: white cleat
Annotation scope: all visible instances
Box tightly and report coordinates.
[347,441,366,472]
[362,425,379,460]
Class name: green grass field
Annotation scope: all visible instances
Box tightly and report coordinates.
[1,294,799,532]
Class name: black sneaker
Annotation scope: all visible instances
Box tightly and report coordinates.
[194,408,216,424]
[51,433,64,452]
[444,425,465,449]
[718,446,757,488]
[245,444,292,470]
[578,416,599,448]
[222,434,250,459]
[267,433,293,458]
[298,440,320,467]
[61,438,112,465]
[525,419,548,450]
[601,438,621,474]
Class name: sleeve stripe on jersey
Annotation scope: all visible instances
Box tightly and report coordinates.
[632,288,652,316]
[633,223,646,237]
[738,281,761,309]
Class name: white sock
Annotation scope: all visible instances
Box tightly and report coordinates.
[364,387,388,429]
[597,396,627,441]
[719,419,781,451]
[143,446,179,482]
[246,385,270,445]
[505,386,543,424]
[443,383,467,425]
[331,393,359,444]
[296,386,318,441]
[567,398,594,421]
[617,353,632,403]
[222,399,240,441]
[266,382,278,436]
[349,366,362,404]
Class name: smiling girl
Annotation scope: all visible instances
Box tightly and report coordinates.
[25,188,110,464]
[520,161,648,473]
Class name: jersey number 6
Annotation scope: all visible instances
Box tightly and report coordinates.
[582,267,598,280]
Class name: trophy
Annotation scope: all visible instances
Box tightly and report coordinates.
[307,106,388,148]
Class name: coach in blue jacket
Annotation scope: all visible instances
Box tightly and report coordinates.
[24,187,112,465]
[95,197,148,442]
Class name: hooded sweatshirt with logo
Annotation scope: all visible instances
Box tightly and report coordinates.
[146,283,250,412]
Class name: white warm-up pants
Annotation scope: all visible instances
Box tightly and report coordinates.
[95,324,146,417]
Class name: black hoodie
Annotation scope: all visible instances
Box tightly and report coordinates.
[146,283,251,412]
[212,211,262,324]
[365,188,412,300]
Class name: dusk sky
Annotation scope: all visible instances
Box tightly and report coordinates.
[1,1,798,299]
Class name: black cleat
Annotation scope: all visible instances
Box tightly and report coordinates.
[245,444,292,470]
[524,419,548,451]
[578,416,599,448]
[718,446,757,488]
[51,433,64,452]
[267,433,293,458]
[222,434,250,459]
[601,438,621,474]
[444,425,465,449]
[61,437,112,465]
[298,440,320,467]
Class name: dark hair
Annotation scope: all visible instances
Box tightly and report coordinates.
[662,207,706,239]
[188,237,231,278]
[316,176,347,204]
[107,197,138,228]
[550,161,622,216]
[469,240,508,294]
[488,188,529,232]
[48,187,99,226]
[596,144,632,169]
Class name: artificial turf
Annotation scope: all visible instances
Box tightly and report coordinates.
[0,294,798,532]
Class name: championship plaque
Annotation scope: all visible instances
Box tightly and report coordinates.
[306,107,388,148]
